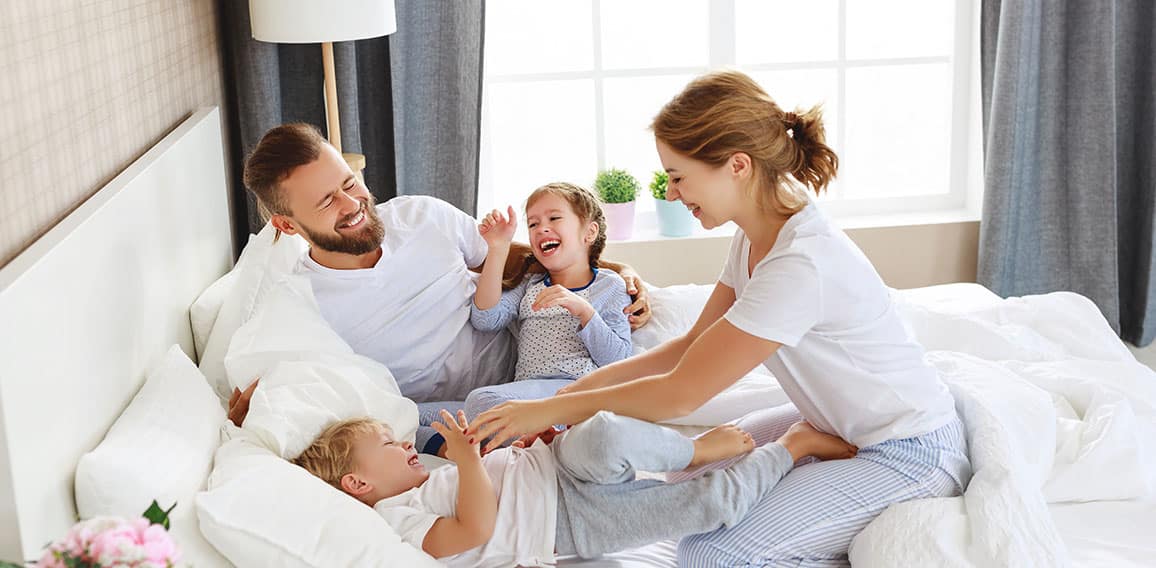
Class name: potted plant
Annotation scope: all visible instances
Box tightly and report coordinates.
[595,168,640,240]
[650,170,694,237]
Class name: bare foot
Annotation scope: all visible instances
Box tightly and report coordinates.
[779,421,858,462]
[688,425,755,468]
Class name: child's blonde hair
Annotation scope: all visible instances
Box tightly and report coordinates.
[651,69,839,216]
[293,418,388,491]
[503,182,607,289]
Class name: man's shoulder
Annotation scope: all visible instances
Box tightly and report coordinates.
[379,195,462,219]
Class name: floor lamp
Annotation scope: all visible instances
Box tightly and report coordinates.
[248,0,397,179]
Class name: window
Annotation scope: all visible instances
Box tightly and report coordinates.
[479,0,981,236]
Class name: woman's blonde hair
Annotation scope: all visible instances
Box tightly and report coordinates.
[650,69,839,215]
[293,418,387,491]
[503,182,607,289]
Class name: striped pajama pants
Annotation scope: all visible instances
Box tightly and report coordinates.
[670,403,971,567]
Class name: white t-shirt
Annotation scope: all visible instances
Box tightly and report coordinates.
[721,202,956,447]
[298,196,514,402]
[375,443,558,568]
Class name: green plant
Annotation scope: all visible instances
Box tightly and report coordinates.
[649,170,669,200]
[594,168,640,204]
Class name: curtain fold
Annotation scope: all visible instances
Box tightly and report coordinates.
[390,0,485,216]
[979,0,1156,345]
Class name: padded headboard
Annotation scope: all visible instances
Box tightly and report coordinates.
[0,108,233,559]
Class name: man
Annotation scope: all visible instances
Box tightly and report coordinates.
[228,124,651,454]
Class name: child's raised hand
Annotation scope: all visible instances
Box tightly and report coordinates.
[532,285,595,325]
[431,409,482,464]
[478,206,518,248]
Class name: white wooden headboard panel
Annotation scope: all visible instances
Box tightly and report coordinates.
[0,108,233,559]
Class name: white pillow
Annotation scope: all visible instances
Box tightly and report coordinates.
[189,269,237,360]
[242,358,419,459]
[197,426,441,567]
[632,282,788,426]
[199,223,309,400]
[74,345,230,567]
[222,274,399,393]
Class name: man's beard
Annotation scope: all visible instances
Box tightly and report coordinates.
[301,199,386,256]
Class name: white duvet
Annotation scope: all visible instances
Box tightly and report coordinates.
[849,286,1156,567]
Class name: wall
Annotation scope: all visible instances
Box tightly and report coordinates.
[605,220,981,289]
[0,0,226,267]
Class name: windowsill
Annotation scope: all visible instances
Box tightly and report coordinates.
[605,206,982,245]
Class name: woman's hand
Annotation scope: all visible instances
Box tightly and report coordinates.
[533,285,595,326]
[479,206,518,249]
[468,399,563,454]
[431,409,482,464]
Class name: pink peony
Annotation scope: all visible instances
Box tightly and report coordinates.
[36,515,179,567]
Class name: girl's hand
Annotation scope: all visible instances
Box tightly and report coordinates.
[468,399,562,454]
[533,285,595,326]
[479,206,518,249]
[431,409,481,464]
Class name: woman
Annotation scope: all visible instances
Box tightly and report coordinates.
[469,70,970,566]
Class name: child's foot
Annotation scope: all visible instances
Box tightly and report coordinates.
[688,425,755,468]
[779,421,858,462]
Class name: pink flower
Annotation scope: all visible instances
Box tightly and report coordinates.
[89,520,146,566]
[37,515,179,568]
[141,524,178,565]
[36,548,66,568]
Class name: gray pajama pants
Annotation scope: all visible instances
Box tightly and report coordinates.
[552,411,795,559]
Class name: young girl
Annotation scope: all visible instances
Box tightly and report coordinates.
[468,70,971,566]
[465,183,633,423]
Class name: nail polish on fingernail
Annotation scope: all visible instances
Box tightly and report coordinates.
[469,438,475,444]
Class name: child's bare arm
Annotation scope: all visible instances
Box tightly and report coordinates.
[474,207,517,310]
[421,411,498,558]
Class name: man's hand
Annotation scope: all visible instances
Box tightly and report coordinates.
[620,273,651,330]
[227,378,259,427]
[532,285,595,326]
[431,409,482,464]
[478,206,517,249]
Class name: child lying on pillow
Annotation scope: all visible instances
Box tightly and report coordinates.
[293,410,856,566]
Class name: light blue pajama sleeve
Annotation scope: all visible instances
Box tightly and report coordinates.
[575,272,633,367]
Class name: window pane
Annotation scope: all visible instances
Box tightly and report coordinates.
[602,75,697,213]
[485,1,594,75]
[480,80,598,224]
[842,64,951,199]
[600,0,708,70]
[846,0,953,60]
[736,0,838,64]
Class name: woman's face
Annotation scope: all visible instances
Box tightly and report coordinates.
[655,139,746,230]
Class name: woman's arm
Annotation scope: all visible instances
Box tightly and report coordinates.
[563,282,737,394]
[471,317,779,450]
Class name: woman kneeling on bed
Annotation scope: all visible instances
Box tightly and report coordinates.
[293,410,855,566]
[467,70,973,567]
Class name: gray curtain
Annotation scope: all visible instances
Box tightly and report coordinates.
[218,0,484,242]
[392,0,485,215]
[979,0,1156,345]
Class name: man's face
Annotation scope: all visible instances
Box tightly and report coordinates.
[274,144,385,256]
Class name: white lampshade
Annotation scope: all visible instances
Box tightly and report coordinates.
[249,0,397,43]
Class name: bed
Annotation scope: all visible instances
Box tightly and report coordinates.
[1,108,1154,567]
